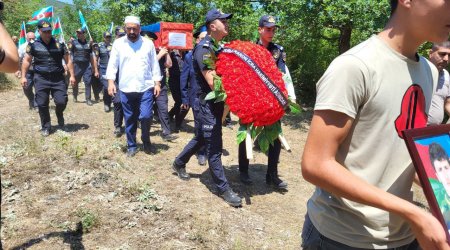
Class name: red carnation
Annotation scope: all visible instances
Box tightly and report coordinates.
[216,41,288,126]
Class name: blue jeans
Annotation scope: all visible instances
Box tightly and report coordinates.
[301,214,421,250]
[120,89,154,151]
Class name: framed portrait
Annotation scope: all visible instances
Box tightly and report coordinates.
[403,124,450,241]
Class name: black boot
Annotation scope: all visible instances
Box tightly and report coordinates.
[266,171,287,189]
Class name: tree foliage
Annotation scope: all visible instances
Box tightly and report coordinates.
[5,0,439,105]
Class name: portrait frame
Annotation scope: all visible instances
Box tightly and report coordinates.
[403,124,450,242]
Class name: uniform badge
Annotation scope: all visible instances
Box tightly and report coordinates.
[42,23,49,28]
[203,53,211,61]
[26,44,31,53]
[272,49,280,60]
[268,16,276,23]
[107,45,112,51]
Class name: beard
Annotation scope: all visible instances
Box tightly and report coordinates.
[127,33,137,41]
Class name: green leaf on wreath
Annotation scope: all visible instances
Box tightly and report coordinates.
[258,131,270,153]
[213,77,222,92]
[236,125,247,144]
[288,99,302,114]
[204,58,216,70]
[205,91,217,100]
[214,92,227,103]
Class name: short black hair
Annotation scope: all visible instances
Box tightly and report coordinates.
[429,143,450,170]
[390,0,398,16]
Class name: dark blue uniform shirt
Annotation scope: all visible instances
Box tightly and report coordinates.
[26,37,67,74]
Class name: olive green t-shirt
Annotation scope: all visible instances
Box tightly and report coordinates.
[308,35,438,249]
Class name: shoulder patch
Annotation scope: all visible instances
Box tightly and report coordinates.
[202,42,210,48]
[202,53,211,61]
[272,49,280,59]
[282,51,286,61]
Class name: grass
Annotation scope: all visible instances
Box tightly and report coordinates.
[75,209,99,233]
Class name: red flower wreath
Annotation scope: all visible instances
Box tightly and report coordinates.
[215,40,288,126]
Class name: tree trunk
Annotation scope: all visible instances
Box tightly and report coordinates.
[338,24,352,54]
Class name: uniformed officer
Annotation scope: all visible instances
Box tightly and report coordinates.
[98,31,113,112]
[237,15,289,189]
[172,9,242,207]
[84,42,102,104]
[112,27,126,137]
[141,31,179,142]
[167,49,184,130]
[20,20,75,136]
[179,26,207,165]
[17,32,37,110]
[69,28,99,105]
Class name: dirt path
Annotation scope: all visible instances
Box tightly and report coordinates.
[1,76,316,249]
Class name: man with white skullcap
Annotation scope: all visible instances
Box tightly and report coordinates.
[106,15,162,157]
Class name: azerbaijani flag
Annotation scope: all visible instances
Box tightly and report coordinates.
[27,6,53,25]
[19,21,27,46]
[52,17,62,36]
[78,10,87,30]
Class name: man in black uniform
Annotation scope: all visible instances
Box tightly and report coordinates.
[172,9,242,207]
[112,27,126,136]
[237,15,288,189]
[69,28,98,105]
[98,32,113,112]
[21,20,75,136]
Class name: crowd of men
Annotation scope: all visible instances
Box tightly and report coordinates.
[5,0,450,248]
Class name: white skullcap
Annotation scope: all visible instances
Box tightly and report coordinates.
[124,16,140,25]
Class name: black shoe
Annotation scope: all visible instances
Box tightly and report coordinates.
[197,155,207,166]
[219,188,242,207]
[86,100,93,106]
[162,134,178,142]
[41,128,50,137]
[172,162,190,180]
[104,105,111,112]
[114,127,122,137]
[126,148,137,157]
[142,142,156,154]
[266,173,288,189]
[239,172,253,185]
[57,117,65,127]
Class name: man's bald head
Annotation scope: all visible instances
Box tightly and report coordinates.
[26,32,35,42]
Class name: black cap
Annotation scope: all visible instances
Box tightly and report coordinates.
[140,31,158,41]
[37,20,52,32]
[259,15,279,28]
[205,8,232,24]
[115,26,125,37]
[103,31,112,38]
[193,25,207,38]
[76,28,85,34]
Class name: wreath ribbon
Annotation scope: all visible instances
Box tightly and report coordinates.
[221,47,289,109]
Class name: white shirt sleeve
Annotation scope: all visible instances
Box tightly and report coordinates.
[106,41,119,81]
[283,65,296,101]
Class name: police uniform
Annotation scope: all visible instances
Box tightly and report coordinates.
[238,15,287,188]
[26,24,68,134]
[19,41,37,109]
[167,51,185,129]
[112,28,126,136]
[174,35,229,192]
[98,34,113,109]
[69,34,94,102]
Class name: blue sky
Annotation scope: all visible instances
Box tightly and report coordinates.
[58,0,73,4]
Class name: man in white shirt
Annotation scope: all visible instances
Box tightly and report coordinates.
[106,16,162,157]
[427,41,450,125]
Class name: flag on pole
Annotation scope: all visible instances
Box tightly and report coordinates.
[52,17,62,36]
[78,10,87,30]
[19,21,27,46]
[109,22,114,33]
[27,6,53,25]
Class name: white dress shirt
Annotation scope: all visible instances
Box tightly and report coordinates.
[106,35,162,93]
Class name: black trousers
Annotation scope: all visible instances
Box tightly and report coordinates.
[112,83,123,128]
[238,138,281,174]
[153,84,171,136]
[34,73,67,130]
[23,71,36,108]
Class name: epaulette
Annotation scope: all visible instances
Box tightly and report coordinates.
[202,42,210,48]
[273,43,284,51]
